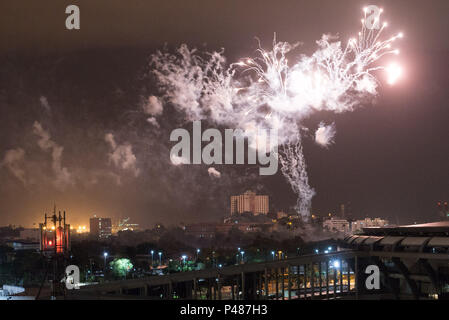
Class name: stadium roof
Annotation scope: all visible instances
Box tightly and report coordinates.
[362,221,449,236]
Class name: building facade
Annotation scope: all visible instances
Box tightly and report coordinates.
[351,218,389,233]
[323,218,351,234]
[90,216,112,239]
[230,190,269,216]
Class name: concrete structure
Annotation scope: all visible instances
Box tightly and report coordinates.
[90,216,112,239]
[351,218,389,233]
[323,218,351,234]
[230,191,269,216]
[70,251,358,300]
[69,221,449,300]
[343,221,449,299]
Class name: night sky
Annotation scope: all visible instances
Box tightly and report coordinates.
[0,0,448,227]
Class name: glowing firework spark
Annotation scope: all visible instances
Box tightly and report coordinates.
[386,63,403,85]
[150,9,403,221]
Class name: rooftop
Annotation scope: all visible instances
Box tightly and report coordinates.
[362,221,449,236]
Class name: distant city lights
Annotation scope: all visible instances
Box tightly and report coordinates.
[76,225,87,233]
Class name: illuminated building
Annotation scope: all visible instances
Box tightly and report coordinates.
[230,191,269,216]
[323,218,351,234]
[90,215,112,239]
[114,217,140,232]
[351,218,389,233]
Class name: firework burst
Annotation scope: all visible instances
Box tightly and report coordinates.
[150,9,403,220]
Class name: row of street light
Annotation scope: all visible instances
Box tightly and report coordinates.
[101,244,337,275]
[149,249,201,267]
[315,246,334,254]
[150,250,163,265]
[236,247,245,264]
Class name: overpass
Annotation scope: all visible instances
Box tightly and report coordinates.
[69,250,449,300]
[69,250,359,300]
[67,222,449,300]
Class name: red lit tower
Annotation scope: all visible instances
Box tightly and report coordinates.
[36,206,71,299]
[39,206,71,255]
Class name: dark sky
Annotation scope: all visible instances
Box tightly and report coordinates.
[0,0,448,227]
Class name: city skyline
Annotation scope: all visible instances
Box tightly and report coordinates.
[0,194,408,229]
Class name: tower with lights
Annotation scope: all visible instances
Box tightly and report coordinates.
[36,206,71,299]
[39,206,71,256]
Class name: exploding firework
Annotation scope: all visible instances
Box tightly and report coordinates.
[150,9,403,221]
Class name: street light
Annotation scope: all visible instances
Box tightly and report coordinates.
[103,252,108,270]
[181,255,187,267]
[158,251,162,265]
[196,248,200,260]
[241,251,245,263]
[271,251,275,261]
[150,250,154,266]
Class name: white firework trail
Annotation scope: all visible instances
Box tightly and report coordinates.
[150,10,403,221]
[279,133,315,220]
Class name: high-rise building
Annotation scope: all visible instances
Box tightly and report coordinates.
[230,190,269,216]
[90,216,112,239]
[339,202,353,220]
